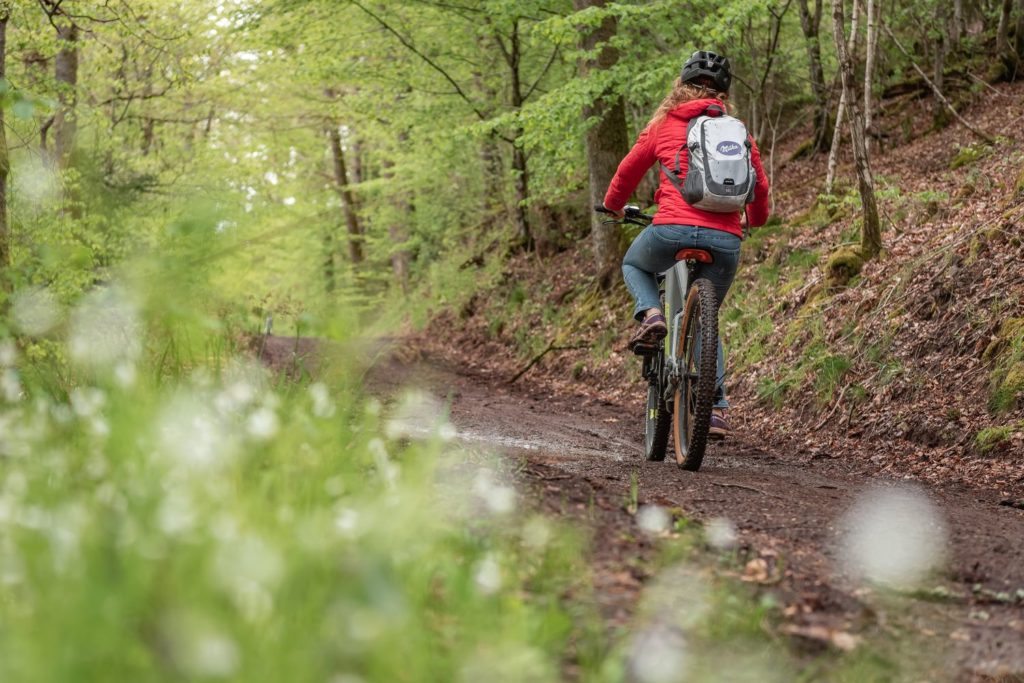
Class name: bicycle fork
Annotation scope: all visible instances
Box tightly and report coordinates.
[663,260,691,394]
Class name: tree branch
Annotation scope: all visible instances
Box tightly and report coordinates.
[523,44,560,103]
[882,24,995,144]
[350,0,488,121]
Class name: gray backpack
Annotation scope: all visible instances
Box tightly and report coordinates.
[660,105,756,213]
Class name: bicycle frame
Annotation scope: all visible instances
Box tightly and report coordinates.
[663,260,691,381]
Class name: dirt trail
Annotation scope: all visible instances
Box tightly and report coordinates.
[368,352,1024,682]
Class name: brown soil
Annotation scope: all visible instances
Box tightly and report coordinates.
[366,350,1024,683]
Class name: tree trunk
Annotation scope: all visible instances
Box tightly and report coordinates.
[933,8,948,126]
[833,0,882,259]
[863,0,878,140]
[480,133,504,216]
[0,10,10,275]
[574,0,630,289]
[1017,0,1024,64]
[327,124,363,264]
[510,137,531,250]
[322,229,336,293]
[997,0,1013,59]
[825,0,861,194]
[504,21,533,251]
[798,0,830,152]
[388,132,412,293]
[53,21,79,170]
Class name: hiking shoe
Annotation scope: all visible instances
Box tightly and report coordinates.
[709,408,730,439]
[628,314,667,355]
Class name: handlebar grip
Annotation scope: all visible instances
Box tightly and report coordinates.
[594,204,612,214]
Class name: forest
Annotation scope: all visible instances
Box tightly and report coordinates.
[0,0,1023,680]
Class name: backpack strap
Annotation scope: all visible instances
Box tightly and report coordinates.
[660,161,687,196]
[669,117,695,175]
[705,104,725,117]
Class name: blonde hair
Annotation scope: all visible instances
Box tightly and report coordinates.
[647,78,729,128]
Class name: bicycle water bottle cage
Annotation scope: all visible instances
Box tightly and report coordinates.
[674,249,714,263]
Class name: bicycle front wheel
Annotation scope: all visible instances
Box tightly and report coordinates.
[672,278,719,471]
[644,350,671,461]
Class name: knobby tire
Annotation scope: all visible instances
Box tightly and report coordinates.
[673,278,719,471]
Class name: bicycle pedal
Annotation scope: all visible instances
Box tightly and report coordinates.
[629,343,659,356]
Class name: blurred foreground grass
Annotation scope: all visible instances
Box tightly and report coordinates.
[0,208,913,682]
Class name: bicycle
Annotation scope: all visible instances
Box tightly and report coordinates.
[596,205,721,471]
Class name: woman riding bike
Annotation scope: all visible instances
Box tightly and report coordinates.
[602,51,770,438]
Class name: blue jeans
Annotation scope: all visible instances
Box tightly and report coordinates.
[622,225,741,409]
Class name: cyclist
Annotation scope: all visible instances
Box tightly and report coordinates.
[602,51,770,437]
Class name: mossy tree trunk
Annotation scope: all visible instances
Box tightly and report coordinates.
[832,0,882,259]
[574,0,630,289]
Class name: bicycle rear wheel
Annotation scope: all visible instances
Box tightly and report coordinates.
[644,350,670,461]
[672,278,719,471]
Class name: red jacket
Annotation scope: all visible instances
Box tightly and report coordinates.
[603,98,770,237]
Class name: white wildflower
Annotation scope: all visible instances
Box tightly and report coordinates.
[11,286,61,336]
[308,382,335,418]
[164,612,240,678]
[839,484,948,587]
[705,517,738,549]
[521,517,552,550]
[636,505,671,536]
[473,555,502,595]
[70,387,106,418]
[157,393,236,470]
[472,467,516,516]
[246,406,279,440]
[334,508,359,538]
[627,627,689,683]
[0,341,17,367]
[68,286,142,370]
[1,369,21,402]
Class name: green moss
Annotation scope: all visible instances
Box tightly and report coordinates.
[992,364,1024,412]
[983,318,1024,361]
[786,248,820,270]
[985,318,1024,412]
[975,423,1022,452]
[949,143,990,171]
[824,247,865,288]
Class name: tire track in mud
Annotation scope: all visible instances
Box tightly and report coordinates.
[371,355,1024,682]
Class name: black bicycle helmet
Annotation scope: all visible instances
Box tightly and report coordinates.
[680,50,732,93]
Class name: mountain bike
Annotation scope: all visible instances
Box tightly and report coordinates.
[596,205,720,471]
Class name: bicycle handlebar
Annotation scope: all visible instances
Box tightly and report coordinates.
[593,204,654,224]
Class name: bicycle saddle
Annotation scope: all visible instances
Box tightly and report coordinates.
[674,249,714,263]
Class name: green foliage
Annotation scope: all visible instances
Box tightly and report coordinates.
[814,354,852,403]
[984,318,1024,413]
[975,422,1022,453]
[949,143,991,170]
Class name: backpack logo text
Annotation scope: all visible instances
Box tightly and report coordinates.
[716,141,742,156]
